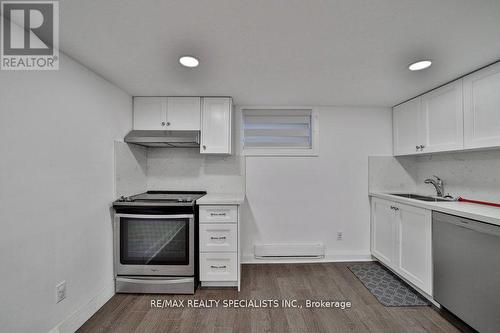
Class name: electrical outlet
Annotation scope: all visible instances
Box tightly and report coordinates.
[337,231,343,241]
[56,281,66,303]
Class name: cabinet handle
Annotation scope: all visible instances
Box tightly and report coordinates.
[420,144,425,150]
[161,121,166,126]
[210,265,227,269]
[166,122,171,126]
[203,145,207,150]
[416,145,420,151]
[210,212,227,216]
[210,236,227,240]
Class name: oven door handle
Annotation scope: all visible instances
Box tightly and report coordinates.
[116,277,193,285]
[115,214,194,219]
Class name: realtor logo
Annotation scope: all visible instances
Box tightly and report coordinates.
[1,1,59,70]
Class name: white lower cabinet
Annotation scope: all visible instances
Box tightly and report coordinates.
[371,198,397,267]
[370,197,432,296]
[199,204,240,289]
[396,204,432,296]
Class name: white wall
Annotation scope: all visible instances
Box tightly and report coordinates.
[241,107,393,262]
[0,55,132,332]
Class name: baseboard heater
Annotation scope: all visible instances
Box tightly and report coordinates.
[254,243,325,259]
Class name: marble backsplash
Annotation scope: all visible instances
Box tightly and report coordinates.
[368,156,417,193]
[411,150,500,202]
[114,142,245,196]
[114,141,147,197]
[369,150,500,203]
[147,148,245,193]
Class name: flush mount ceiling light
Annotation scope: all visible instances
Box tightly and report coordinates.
[179,56,199,68]
[408,60,432,71]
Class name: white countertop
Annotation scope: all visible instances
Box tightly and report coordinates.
[370,192,500,227]
[196,193,245,205]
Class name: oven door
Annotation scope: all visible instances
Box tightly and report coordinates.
[114,214,194,276]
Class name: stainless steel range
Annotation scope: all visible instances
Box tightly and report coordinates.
[113,191,206,294]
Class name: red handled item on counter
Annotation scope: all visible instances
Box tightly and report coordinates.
[458,197,500,208]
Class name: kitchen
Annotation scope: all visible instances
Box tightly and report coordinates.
[1,1,500,333]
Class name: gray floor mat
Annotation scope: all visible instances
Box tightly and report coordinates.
[348,261,429,307]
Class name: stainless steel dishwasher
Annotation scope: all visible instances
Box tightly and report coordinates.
[433,211,500,333]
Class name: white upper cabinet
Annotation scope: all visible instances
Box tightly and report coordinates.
[133,97,166,130]
[393,62,500,156]
[420,80,464,153]
[133,97,201,131]
[200,97,232,154]
[463,62,500,149]
[393,97,422,155]
[166,97,201,130]
[393,79,464,156]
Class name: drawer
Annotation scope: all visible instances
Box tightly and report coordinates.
[200,224,237,252]
[200,253,237,281]
[199,205,237,223]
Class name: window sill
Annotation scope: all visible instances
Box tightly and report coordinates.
[243,148,319,157]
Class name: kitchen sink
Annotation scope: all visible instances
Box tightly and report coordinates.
[389,193,455,202]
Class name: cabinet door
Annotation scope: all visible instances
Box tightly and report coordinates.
[200,98,232,154]
[166,97,201,130]
[371,198,397,267]
[133,97,167,130]
[421,80,464,153]
[463,62,500,149]
[396,203,432,295]
[393,97,422,156]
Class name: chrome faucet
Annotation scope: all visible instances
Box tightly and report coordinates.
[424,175,444,197]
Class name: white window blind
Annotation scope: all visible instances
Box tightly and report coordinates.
[243,109,313,149]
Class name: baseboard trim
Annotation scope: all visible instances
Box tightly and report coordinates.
[201,281,238,288]
[241,254,373,264]
[48,279,115,333]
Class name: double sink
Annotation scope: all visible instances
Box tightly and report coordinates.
[389,193,456,202]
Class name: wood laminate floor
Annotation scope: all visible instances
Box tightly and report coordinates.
[79,263,467,333]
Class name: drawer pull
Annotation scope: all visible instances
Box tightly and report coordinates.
[210,236,227,240]
[210,212,227,216]
[210,265,227,269]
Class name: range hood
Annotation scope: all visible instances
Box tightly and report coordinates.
[124,130,200,148]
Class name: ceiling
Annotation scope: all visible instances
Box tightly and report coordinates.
[60,0,500,107]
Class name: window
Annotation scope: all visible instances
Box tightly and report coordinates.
[242,108,319,156]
